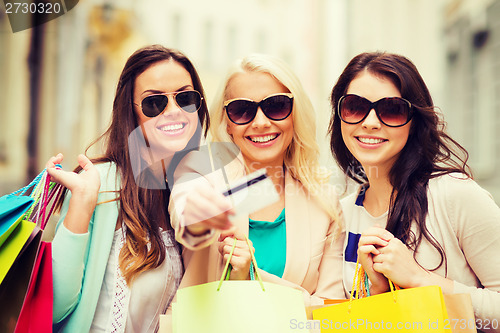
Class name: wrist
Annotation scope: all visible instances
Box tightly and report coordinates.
[63,197,95,234]
[68,193,97,216]
[408,268,432,288]
[229,267,251,280]
[185,224,211,236]
[368,277,390,295]
[412,270,454,293]
[69,188,98,207]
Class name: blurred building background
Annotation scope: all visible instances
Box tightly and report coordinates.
[1,0,499,201]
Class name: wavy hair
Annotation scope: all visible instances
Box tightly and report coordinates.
[210,54,337,221]
[329,52,471,271]
[58,45,209,284]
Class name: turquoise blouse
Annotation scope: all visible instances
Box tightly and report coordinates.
[248,208,287,278]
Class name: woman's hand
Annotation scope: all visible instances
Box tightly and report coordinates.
[218,231,254,280]
[359,225,455,294]
[372,237,432,289]
[182,181,235,236]
[46,153,100,233]
[357,225,393,294]
[47,153,100,199]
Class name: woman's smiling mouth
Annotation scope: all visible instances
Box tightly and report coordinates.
[158,122,187,135]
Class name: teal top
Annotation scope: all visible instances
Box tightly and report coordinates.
[248,208,286,278]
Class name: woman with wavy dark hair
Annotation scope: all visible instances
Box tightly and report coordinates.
[45,45,209,332]
[329,52,500,324]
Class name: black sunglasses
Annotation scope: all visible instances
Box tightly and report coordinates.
[224,93,293,125]
[134,90,203,118]
[338,94,413,127]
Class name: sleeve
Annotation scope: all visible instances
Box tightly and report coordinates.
[51,190,91,323]
[446,176,500,327]
[258,187,346,309]
[312,196,346,301]
[169,152,217,250]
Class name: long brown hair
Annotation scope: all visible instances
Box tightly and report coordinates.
[58,45,209,284]
[329,52,471,272]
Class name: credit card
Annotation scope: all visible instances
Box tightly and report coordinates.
[222,168,279,218]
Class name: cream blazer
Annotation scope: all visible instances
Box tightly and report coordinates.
[169,145,346,306]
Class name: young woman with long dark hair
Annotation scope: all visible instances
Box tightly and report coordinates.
[329,52,500,325]
[46,45,209,332]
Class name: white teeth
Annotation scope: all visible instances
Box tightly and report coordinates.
[160,123,185,131]
[358,137,384,144]
[250,134,278,143]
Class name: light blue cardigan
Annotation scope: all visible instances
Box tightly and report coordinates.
[52,163,120,332]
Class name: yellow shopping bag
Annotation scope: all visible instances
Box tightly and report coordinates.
[170,238,308,333]
[313,261,451,332]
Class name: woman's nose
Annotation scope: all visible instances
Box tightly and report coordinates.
[162,98,182,117]
[251,108,271,128]
[361,109,381,129]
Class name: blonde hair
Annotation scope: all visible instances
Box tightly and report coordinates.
[210,54,338,222]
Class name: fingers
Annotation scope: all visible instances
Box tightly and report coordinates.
[46,153,64,169]
[358,235,389,249]
[369,238,413,276]
[183,183,235,230]
[46,153,66,185]
[219,230,247,242]
[46,168,67,185]
[187,211,233,231]
[361,226,394,242]
[357,227,394,258]
[358,244,380,256]
[44,153,101,196]
[376,238,405,256]
[218,235,253,280]
[218,235,253,255]
[77,154,94,171]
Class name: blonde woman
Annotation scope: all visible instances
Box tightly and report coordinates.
[170,54,345,306]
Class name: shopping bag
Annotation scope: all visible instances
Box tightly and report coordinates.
[0,170,61,333]
[0,196,34,246]
[318,292,477,332]
[15,172,59,333]
[443,293,477,333]
[14,241,53,333]
[313,261,450,332]
[0,219,37,284]
[0,222,41,332]
[170,238,308,333]
[0,170,47,285]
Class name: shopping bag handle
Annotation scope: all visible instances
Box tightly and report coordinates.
[349,259,398,312]
[9,169,46,197]
[24,166,63,229]
[217,236,265,291]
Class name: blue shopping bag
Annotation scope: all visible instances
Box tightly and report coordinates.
[0,169,62,333]
[0,196,34,247]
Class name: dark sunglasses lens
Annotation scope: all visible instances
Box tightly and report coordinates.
[176,91,202,113]
[261,95,293,120]
[378,98,410,126]
[226,100,257,124]
[142,95,168,117]
[340,95,371,123]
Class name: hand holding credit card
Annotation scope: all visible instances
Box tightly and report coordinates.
[222,168,279,218]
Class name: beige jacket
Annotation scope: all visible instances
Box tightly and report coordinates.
[341,173,500,330]
[169,147,346,306]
